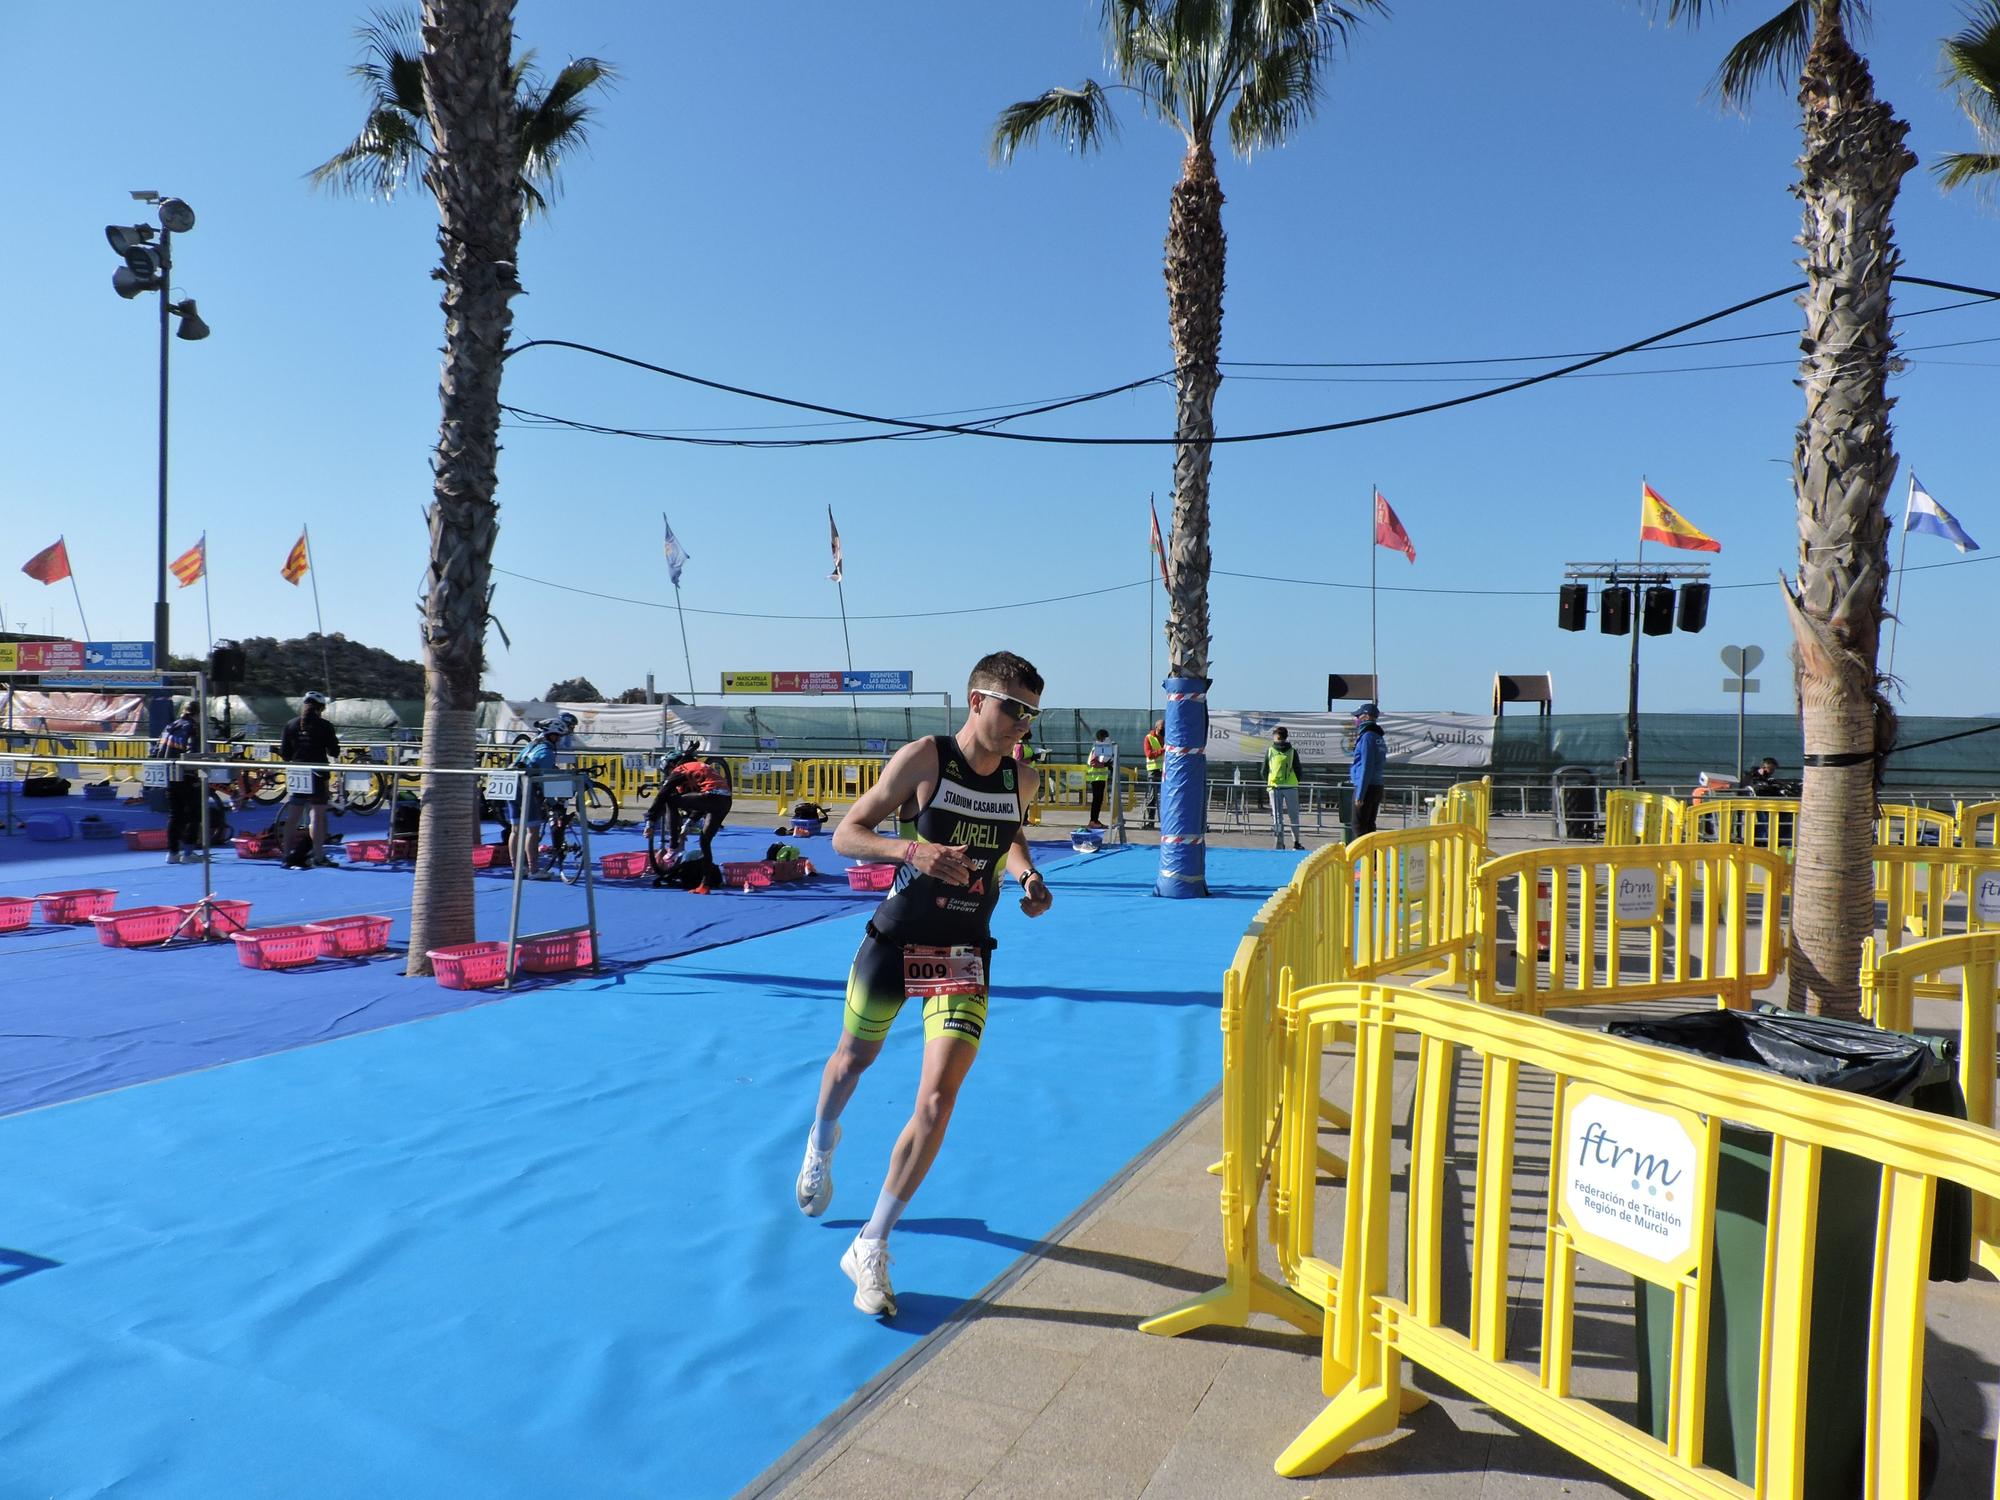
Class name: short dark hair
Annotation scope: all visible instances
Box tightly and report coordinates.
[968,651,1043,697]
[1094,728,1109,738]
[1273,726,1288,738]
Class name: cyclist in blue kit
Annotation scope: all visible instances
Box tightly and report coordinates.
[795,652,1054,1317]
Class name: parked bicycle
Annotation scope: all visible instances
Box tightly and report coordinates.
[509,731,619,834]
[536,793,586,885]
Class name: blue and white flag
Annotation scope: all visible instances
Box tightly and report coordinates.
[662,513,691,587]
[1904,474,1979,554]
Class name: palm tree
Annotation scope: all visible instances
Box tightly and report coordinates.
[1939,2,2000,191]
[313,3,614,974]
[993,0,1381,897]
[1657,2,1912,1017]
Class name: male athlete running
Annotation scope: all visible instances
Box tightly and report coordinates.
[796,651,1053,1317]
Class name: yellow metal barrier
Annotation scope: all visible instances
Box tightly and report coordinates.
[1269,981,2000,1494]
[1139,885,1324,1339]
[1604,788,1687,846]
[1428,776,1492,849]
[1877,802,1957,851]
[1472,844,1788,1013]
[1345,823,1482,987]
[1957,798,2000,851]
[1860,928,2000,1278]
[1690,795,1798,854]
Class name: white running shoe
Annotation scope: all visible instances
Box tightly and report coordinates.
[795,1125,839,1217]
[164,852,182,865]
[841,1235,897,1317]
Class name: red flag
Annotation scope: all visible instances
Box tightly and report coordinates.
[20,538,71,585]
[1373,490,1416,564]
[827,507,844,583]
[281,531,309,585]
[1149,498,1170,587]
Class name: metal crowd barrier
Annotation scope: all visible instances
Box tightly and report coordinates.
[1472,844,1789,1014]
[1267,981,2000,1494]
[1603,788,1686,847]
[1860,927,2000,1279]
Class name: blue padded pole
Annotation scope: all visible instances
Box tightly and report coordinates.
[1156,676,1208,898]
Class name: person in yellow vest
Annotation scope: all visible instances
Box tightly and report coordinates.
[1266,725,1304,851]
[1084,728,1113,829]
[1014,725,1044,823]
[1142,719,1165,829]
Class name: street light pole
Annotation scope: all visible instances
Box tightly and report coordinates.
[155,223,172,705]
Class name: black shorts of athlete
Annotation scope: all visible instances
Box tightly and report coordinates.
[842,927,993,1050]
[286,769,331,806]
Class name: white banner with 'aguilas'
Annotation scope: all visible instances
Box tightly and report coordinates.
[1204,709,1494,769]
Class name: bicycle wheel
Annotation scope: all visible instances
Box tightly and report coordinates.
[583,776,618,833]
[345,773,387,814]
[646,817,679,881]
[555,825,584,884]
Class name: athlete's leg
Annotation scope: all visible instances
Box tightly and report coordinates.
[879,1033,978,1207]
[799,935,901,1218]
[813,1030,883,1133]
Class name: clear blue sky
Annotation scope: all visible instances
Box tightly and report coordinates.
[6,2,1997,716]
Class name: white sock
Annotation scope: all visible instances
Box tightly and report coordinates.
[861,1188,908,1242]
[810,1118,839,1152]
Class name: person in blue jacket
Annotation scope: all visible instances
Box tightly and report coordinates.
[1349,702,1387,838]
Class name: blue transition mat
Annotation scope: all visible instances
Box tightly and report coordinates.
[0,847,1297,1498]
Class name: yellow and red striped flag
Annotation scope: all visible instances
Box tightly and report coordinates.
[170,536,206,588]
[1639,483,1720,553]
[280,531,310,585]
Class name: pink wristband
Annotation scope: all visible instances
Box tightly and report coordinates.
[903,841,917,866]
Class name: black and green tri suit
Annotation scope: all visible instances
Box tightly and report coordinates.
[843,735,1025,1050]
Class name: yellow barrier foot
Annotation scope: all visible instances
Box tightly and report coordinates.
[1141,1270,1321,1339]
[1273,1382,1404,1477]
[1398,1385,1430,1416]
[1206,1158,1223,1177]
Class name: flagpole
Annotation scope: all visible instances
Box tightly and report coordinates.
[834,578,860,749]
[1147,492,1156,727]
[62,538,93,642]
[200,533,214,655]
[672,582,695,702]
[1627,486,1646,786]
[1885,474,1914,684]
[1369,487,1379,699]
[304,525,331,694]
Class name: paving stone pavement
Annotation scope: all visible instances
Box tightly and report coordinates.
[755,812,2000,1499]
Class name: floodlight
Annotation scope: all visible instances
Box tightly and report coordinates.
[105,224,156,254]
[157,198,195,233]
[112,266,155,298]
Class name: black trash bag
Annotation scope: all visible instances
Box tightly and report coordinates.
[1604,1007,1943,1103]
[1606,1006,1971,1282]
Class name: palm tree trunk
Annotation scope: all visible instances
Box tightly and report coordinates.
[1164,140,1223,682]
[405,0,524,975]
[1783,4,1912,1018]
[1156,139,1225,899]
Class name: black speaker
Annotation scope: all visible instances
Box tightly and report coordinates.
[1557,583,1587,632]
[1677,582,1710,633]
[209,639,246,688]
[1642,585,1676,636]
[1599,586,1631,635]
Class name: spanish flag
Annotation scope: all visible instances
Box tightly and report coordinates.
[280,531,310,585]
[170,536,206,588]
[1639,483,1720,553]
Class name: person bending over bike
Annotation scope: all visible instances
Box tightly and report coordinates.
[508,713,576,876]
[646,746,733,881]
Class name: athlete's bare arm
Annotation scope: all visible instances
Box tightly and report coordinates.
[1004,764,1052,917]
[832,738,975,886]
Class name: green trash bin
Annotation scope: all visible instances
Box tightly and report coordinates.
[1607,1009,1967,1497]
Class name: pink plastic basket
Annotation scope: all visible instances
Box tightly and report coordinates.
[308,913,394,958]
[0,896,35,933]
[721,860,775,889]
[516,927,595,974]
[471,842,511,870]
[598,849,650,879]
[233,835,284,860]
[174,898,253,938]
[845,862,898,891]
[90,905,188,947]
[428,940,510,990]
[230,925,329,970]
[36,888,118,924]
[123,828,170,851]
[345,837,415,864]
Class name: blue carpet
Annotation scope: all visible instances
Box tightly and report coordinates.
[0,823,1081,1119]
[0,847,1294,1498]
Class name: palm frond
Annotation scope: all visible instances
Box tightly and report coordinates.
[516,56,617,207]
[306,105,428,199]
[1228,33,1320,153]
[1934,148,2000,190]
[1941,1,2000,164]
[1713,2,1812,106]
[351,8,427,117]
[990,80,1119,163]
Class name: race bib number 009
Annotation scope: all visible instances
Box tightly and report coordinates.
[903,945,984,999]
